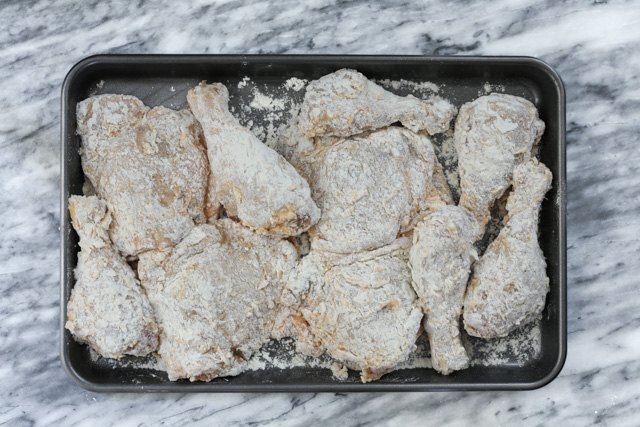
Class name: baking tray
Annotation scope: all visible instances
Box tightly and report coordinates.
[60,55,566,392]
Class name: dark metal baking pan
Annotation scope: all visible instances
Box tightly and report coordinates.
[60,55,566,392]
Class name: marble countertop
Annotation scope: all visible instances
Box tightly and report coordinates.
[2,0,639,425]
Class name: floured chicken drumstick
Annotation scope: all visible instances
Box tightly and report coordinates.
[76,95,212,257]
[187,83,320,236]
[275,238,422,382]
[464,160,552,338]
[66,196,158,358]
[409,205,476,375]
[280,126,436,254]
[299,69,455,137]
[455,93,545,240]
[137,219,297,381]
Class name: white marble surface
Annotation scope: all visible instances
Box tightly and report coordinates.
[1,0,640,425]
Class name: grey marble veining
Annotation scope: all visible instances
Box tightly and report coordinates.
[1,0,640,425]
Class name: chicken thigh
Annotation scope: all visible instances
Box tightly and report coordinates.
[66,195,158,358]
[455,93,545,240]
[275,115,453,216]
[288,126,436,254]
[299,69,455,137]
[463,160,552,338]
[187,82,320,236]
[76,95,212,257]
[137,219,297,381]
[277,238,422,382]
[409,204,476,374]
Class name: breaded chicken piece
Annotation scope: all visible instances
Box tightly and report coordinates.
[274,114,452,213]
[137,219,297,381]
[409,205,476,375]
[277,238,422,382]
[187,82,320,236]
[279,126,436,254]
[455,93,545,240]
[66,195,158,358]
[299,69,454,137]
[463,160,552,338]
[76,95,212,257]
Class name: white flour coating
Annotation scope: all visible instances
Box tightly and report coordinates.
[137,219,298,381]
[464,160,552,338]
[295,127,437,254]
[410,205,477,375]
[299,69,455,137]
[455,93,546,241]
[76,94,211,257]
[66,196,158,359]
[278,238,422,382]
[187,82,320,236]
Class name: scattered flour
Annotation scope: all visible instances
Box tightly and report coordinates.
[395,336,433,370]
[330,362,349,380]
[237,76,250,89]
[244,338,335,371]
[377,78,440,93]
[88,80,105,96]
[89,347,167,372]
[479,82,506,96]
[285,77,307,91]
[250,88,286,111]
[470,319,542,367]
